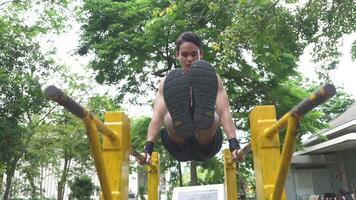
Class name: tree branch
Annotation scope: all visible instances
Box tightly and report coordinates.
[35,105,58,126]
[152,68,169,77]
[0,0,13,9]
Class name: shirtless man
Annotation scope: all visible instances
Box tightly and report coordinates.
[140,32,244,163]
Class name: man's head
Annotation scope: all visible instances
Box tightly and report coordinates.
[175,32,204,73]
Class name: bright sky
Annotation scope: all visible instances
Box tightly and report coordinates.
[46,13,356,119]
[297,34,356,96]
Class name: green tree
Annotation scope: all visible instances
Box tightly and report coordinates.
[0,0,74,198]
[0,17,54,200]
[50,112,92,200]
[198,157,224,185]
[69,175,96,200]
[18,124,58,198]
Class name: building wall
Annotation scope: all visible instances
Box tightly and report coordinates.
[285,170,297,200]
[289,149,356,199]
[327,161,348,193]
[291,165,339,198]
[342,147,356,192]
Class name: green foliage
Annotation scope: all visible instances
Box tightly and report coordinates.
[198,157,224,184]
[0,4,59,198]
[87,95,121,121]
[352,40,356,61]
[0,2,101,197]
[295,0,356,80]
[137,186,146,200]
[50,112,92,170]
[318,88,354,122]
[78,0,240,101]
[1,0,71,34]
[69,175,96,200]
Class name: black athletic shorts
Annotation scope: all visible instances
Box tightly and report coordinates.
[160,127,223,162]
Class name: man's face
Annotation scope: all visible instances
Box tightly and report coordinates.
[176,41,203,73]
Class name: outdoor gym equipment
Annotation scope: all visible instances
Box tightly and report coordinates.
[246,84,336,200]
[44,85,159,200]
[44,83,335,200]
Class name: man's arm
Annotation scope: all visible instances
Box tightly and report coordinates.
[215,75,244,162]
[138,79,167,165]
[215,75,236,139]
[146,79,167,142]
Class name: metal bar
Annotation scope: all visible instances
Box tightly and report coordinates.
[228,143,252,165]
[264,113,290,139]
[264,84,336,139]
[148,152,159,200]
[224,149,238,200]
[44,85,86,118]
[45,85,120,142]
[83,116,112,200]
[290,84,336,118]
[270,116,298,200]
[92,117,120,142]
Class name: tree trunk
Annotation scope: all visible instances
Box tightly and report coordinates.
[178,162,183,186]
[27,171,37,198]
[3,162,16,200]
[57,158,71,200]
[190,161,198,186]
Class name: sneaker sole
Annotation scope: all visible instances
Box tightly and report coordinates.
[189,60,218,130]
[163,69,194,138]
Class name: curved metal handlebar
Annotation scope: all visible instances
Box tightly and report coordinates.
[290,84,336,117]
[237,84,336,160]
[44,85,86,118]
[227,143,251,165]
[131,149,155,169]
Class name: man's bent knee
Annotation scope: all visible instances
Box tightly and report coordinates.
[196,112,219,145]
[163,112,186,144]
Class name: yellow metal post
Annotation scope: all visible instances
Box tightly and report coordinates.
[148,152,160,200]
[223,149,237,200]
[83,115,112,200]
[250,106,286,200]
[270,116,298,200]
[103,112,130,200]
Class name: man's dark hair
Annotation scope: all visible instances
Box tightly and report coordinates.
[175,32,202,51]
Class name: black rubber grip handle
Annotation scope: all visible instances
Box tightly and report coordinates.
[290,84,336,117]
[44,85,86,118]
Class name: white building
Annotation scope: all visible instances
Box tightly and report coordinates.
[287,103,356,199]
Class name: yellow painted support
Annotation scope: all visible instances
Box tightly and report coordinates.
[223,149,237,200]
[270,116,298,200]
[148,152,160,200]
[92,116,121,142]
[103,112,131,200]
[250,106,286,200]
[83,114,112,200]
